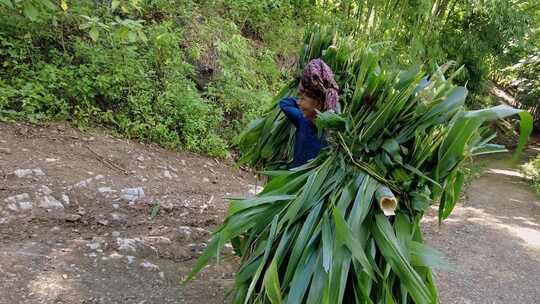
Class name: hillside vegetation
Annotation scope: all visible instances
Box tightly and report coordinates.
[1,0,538,157]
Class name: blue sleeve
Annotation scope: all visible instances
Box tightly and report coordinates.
[279,97,303,127]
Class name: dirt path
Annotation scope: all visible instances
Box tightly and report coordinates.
[0,122,256,304]
[423,153,540,304]
[1,122,539,303]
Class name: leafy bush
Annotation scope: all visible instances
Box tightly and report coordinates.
[0,1,290,157]
[521,155,540,195]
[0,0,537,157]
[499,51,540,125]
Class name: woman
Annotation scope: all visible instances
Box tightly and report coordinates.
[279,58,340,168]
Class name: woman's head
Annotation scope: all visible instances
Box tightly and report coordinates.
[297,93,322,119]
[298,58,339,119]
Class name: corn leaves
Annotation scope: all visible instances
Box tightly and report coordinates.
[187,25,532,303]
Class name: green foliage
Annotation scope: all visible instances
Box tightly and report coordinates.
[522,154,540,196]
[0,0,60,21]
[188,26,532,302]
[499,51,540,125]
[439,0,531,104]
[214,37,277,124]
[0,0,538,155]
[0,1,291,156]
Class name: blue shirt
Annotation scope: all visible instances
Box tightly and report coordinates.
[279,97,327,168]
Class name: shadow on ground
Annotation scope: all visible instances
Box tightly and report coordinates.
[423,154,540,304]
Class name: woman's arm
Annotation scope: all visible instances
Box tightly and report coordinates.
[279,97,303,127]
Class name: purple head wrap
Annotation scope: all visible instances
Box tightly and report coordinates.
[299,58,340,111]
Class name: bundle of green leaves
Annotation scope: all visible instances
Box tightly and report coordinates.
[192,25,534,303]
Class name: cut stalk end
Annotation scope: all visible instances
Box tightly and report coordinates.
[375,186,398,216]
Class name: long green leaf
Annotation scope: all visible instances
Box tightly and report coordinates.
[333,208,377,280]
[263,259,283,304]
[0,0,14,9]
[372,214,434,304]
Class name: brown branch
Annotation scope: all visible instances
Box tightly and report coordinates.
[85,146,129,175]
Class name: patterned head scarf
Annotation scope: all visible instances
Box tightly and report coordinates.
[299,58,340,111]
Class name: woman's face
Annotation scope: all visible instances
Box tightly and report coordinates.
[298,93,322,119]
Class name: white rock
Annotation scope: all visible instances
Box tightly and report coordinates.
[64,214,81,222]
[163,170,173,179]
[61,194,70,205]
[45,158,58,162]
[4,193,31,204]
[111,231,121,237]
[7,203,18,212]
[13,168,45,178]
[109,252,123,259]
[120,187,145,201]
[38,185,52,195]
[86,242,101,250]
[38,195,64,210]
[110,212,128,224]
[126,256,136,264]
[0,147,11,154]
[112,203,119,209]
[116,238,139,253]
[71,175,104,189]
[140,260,160,271]
[50,226,61,233]
[200,203,208,213]
[19,201,33,210]
[116,237,157,257]
[202,177,210,183]
[97,187,115,193]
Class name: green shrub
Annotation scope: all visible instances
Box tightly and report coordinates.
[521,155,540,196]
[0,1,290,157]
[0,0,537,157]
[499,51,540,126]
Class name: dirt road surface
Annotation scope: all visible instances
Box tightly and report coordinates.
[423,153,540,304]
[1,122,539,303]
